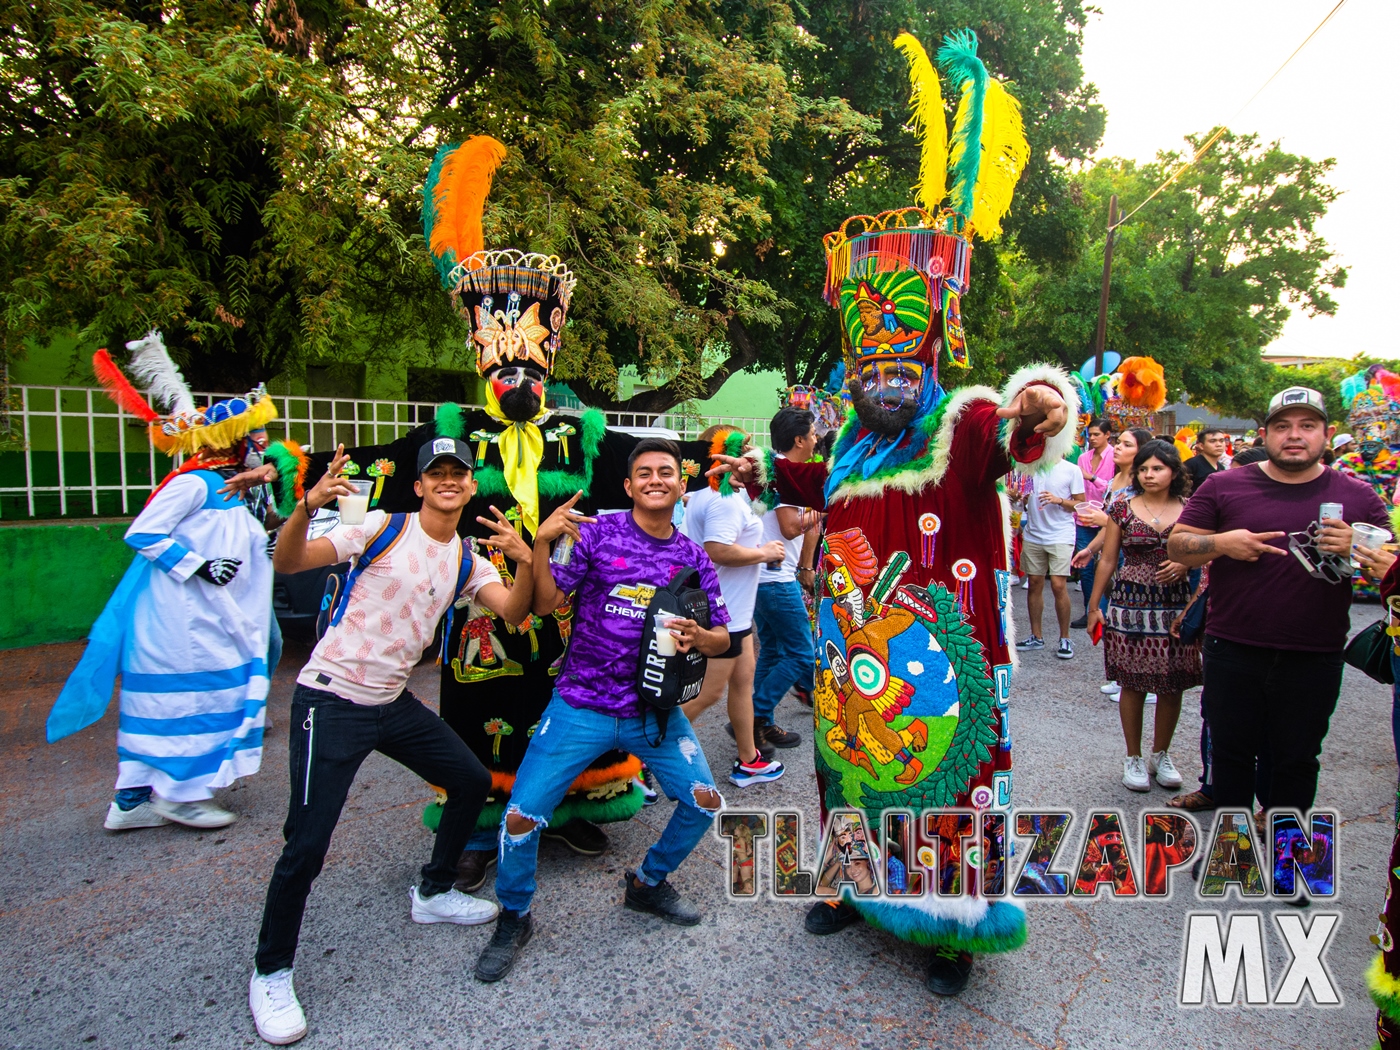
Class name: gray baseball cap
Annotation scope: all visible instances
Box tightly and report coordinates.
[1263,386,1327,426]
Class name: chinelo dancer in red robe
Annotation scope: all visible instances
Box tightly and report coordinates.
[711,29,1077,997]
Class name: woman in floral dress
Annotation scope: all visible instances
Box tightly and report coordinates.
[1086,439,1201,792]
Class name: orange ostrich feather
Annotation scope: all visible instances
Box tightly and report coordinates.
[92,350,158,422]
[1117,356,1167,412]
[428,136,508,271]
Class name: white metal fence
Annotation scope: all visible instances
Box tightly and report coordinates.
[0,385,775,520]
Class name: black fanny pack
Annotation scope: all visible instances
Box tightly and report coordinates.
[635,571,712,744]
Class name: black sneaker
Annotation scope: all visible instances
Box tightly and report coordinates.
[804,900,862,935]
[454,848,497,893]
[792,685,812,708]
[541,818,609,856]
[724,721,775,758]
[473,910,534,983]
[759,723,802,749]
[925,946,974,996]
[1069,615,1088,629]
[623,870,701,925]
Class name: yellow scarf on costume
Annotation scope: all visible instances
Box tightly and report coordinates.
[483,383,547,536]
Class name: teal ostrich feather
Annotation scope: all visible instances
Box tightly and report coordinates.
[937,29,988,223]
[422,143,457,290]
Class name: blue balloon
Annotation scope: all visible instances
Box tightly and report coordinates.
[1078,352,1121,381]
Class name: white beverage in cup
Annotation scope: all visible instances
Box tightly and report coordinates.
[653,619,679,657]
[337,479,375,526]
[1350,521,1391,568]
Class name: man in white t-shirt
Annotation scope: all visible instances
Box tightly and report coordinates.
[752,407,821,750]
[247,437,534,1046]
[1016,458,1083,659]
[679,432,787,787]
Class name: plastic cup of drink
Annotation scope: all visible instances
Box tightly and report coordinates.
[337,479,374,525]
[653,619,679,657]
[1074,500,1103,525]
[1350,522,1391,568]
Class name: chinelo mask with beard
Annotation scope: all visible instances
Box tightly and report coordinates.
[490,366,546,422]
[848,377,919,434]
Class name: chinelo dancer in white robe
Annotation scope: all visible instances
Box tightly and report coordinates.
[116,468,274,801]
[49,331,308,831]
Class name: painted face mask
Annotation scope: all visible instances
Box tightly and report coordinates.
[489,365,547,422]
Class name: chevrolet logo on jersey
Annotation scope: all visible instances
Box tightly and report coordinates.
[608,583,656,609]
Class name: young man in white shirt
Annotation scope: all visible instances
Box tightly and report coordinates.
[1016,458,1084,658]
[679,429,787,786]
[751,407,821,750]
[247,438,534,1046]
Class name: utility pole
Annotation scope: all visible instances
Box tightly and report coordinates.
[1092,194,1118,377]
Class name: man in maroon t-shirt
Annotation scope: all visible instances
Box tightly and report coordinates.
[1170,387,1391,816]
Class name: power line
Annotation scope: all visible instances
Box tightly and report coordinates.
[1110,0,1351,230]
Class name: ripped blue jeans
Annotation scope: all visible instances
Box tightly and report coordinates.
[495,691,720,915]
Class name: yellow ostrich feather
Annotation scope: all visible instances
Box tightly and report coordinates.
[967,78,1029,239]
[893,33,948,213]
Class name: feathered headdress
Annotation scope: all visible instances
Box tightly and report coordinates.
[885,30,1030,241]
[822,30,1029,378]
[421,138,577,378]
[1116,356,1168,412]
[93,331,278,456]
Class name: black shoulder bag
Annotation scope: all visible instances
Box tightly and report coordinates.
[635,571,712,745]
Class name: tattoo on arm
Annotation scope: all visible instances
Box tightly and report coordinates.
[1180,534,1215,555]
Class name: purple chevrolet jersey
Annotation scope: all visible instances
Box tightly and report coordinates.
[550,511,730,717]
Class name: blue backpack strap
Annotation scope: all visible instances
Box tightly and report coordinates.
[438,542,476,664]
[328,513,408,628]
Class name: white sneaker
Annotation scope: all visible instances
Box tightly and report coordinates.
[104,800,170,831]
[409,885,499,926]
[1150,750,1183,789]
[1145,692,1158,705]
[149,796,237,829]
[1122,755,1150,792]
[249,968,307,1045]
[1100,681,1121,695]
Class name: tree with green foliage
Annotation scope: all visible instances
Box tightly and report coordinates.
[0,0,451,390]
[985,131,1347,422]
[2,0,1106,410]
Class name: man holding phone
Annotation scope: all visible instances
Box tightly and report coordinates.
[1168,387,1391,817]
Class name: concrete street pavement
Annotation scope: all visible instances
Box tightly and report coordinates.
[1,591,1392,1049]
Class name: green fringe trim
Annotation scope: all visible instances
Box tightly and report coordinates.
[435,402,466,440]
[473,464,587,502]
[716,430,749,496]
[1369,953,1400,1024]
[262,442,304,519]
[580,408,606,497]
[853,897,1028,954]
[421,782,646,834]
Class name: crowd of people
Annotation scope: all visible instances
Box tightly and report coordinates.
[46,46,1400,1039]
[1008,389,1393,831]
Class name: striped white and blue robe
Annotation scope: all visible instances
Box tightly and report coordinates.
[52,469,273,800]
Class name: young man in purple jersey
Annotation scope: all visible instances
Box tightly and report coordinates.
[473,438,732,983]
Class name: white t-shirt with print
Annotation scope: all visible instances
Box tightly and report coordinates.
[681,486,763,631]
[298,511,501,705]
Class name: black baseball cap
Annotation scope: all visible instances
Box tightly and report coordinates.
[417,436,475,475]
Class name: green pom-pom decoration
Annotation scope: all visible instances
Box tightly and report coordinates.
[435,402,465,440]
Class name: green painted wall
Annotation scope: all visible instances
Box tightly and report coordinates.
[0,521,132,648]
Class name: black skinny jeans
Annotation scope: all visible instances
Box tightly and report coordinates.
[255,684,490,974]
[1201,635,1343,814]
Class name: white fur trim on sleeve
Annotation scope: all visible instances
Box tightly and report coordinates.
[999,364,1080,475]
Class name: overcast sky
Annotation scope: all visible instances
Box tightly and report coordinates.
[1079,0,1396,360]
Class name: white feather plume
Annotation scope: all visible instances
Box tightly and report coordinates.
[125,330,195,416]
